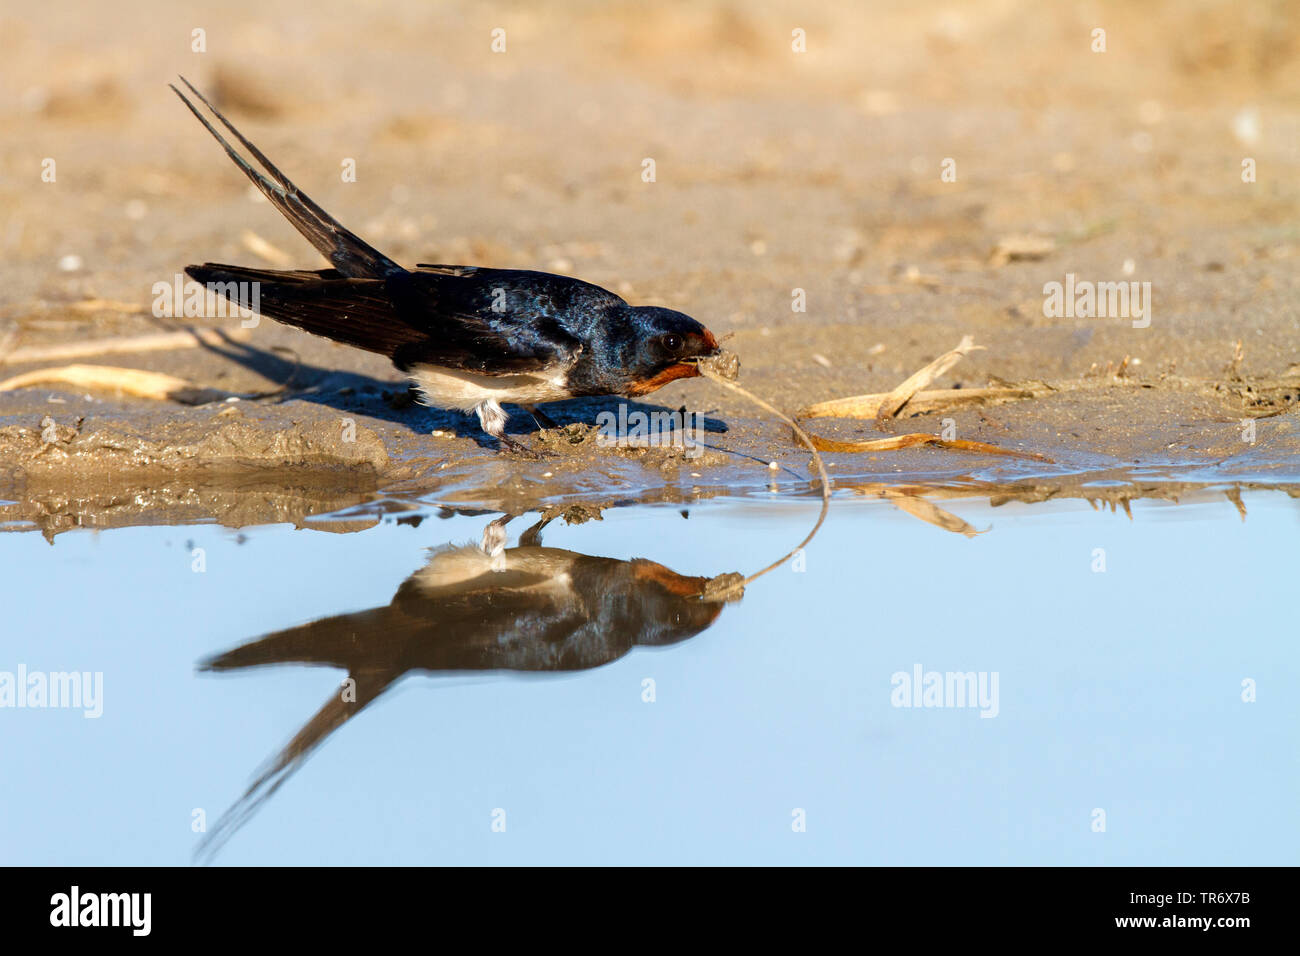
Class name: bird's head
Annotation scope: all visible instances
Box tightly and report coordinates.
[621,306,721,396]
[623,559,728,645]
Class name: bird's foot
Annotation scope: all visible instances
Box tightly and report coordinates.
[479,516,510,560]
[497,434,553,459]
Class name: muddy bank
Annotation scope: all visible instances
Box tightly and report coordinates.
[2,0,1298,526]
[2,352,1296,510]
[4,445,1293,540]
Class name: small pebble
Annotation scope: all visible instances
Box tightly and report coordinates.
[1232,107,1261,146]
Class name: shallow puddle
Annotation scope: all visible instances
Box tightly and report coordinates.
[2,485,1296,864]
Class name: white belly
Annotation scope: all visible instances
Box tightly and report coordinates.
[409,365,571,413]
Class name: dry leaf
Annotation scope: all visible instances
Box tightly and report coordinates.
[0,364,236,405]
[989,235,1055,267]
[873,334,982,425]
[803,430,1051,462]
[801,385,1045,420]
[886,493,983,537]
[2,327,252,366]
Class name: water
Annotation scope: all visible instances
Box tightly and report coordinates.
[2,487,1296,865]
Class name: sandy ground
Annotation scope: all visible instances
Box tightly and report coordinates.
[2,0,1298,531]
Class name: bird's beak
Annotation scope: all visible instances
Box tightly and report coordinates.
[682,329,720,365]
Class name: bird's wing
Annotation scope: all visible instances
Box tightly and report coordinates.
[194,663,402,863]
[171,76,405,279]
[386,269,590,374]
[183,263,586,373]
[185,264,431,357]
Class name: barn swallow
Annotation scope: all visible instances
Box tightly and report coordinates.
[194,514,733,859]
[170,77,722,454]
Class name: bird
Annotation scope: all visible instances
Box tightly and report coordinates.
[170,77,723,454]
[194,512,732,859]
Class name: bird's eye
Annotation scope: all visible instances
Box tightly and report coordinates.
[662,333,684,352]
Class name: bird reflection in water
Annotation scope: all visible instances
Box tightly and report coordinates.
[196,512,738,860]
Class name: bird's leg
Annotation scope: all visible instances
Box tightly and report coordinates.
[517,514,555,548]
[475,399,550,458]
[480,514,513,551]
[522,404,560,430]
[480,515,512,569]
[499,434,549,457]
